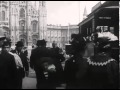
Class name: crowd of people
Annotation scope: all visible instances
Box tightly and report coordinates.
[0,28,119,89]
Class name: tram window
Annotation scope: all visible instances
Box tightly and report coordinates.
[104,26,108,32]
[110,27,114,34]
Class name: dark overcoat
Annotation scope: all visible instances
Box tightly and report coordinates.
[0,51,17,89]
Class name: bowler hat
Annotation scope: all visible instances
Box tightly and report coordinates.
[2,40,12,48]
[36,39,46,46]
[16,41,24,47]
[0,37,6,41]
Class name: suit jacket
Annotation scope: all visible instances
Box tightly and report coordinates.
[30,47,63,89]
[30,46,53,69]
[0,50,17,89]
[51,47,65,62]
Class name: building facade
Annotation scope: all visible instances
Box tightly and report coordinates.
[0,1,79,49]
[0,1,47,47]
[46,24,79,49]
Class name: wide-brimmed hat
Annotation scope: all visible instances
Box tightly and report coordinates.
[70,34,86,54]
[96,32,118,44]
[0,37,6,41]
[94,32,119,50]
[2,40,12,47]
[16,41,24,47]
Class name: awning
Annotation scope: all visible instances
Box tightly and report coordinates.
[104,6,119,9]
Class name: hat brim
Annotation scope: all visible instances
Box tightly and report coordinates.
[15,44,24,47]
[0,37,6,40]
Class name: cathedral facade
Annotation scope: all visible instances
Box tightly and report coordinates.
[0,1,79,49]
[0,1,47,46]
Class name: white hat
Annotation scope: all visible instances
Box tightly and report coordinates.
[98,32,118,41]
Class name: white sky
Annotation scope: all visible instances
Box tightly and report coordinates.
[31,1,105,26]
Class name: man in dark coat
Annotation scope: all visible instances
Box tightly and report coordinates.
[11,41,29,89]
[64,34,86,89]
[51,42,65,85]
[0,39,17,89]
[30,40,52,70]
[52,42,65,62]
[30,39,60,89]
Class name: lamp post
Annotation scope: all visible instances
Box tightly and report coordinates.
[14,14,17,45]
[67,23,70,44]
[26,1,28,47]
[78,1,80,22]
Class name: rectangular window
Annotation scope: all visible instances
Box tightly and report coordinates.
[110,27,114,34]
[103,26,108,32]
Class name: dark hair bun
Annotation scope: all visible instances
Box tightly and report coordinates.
[70,34,86,54]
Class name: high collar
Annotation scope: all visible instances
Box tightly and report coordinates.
[15,49,21,55]
[0,48,2,54]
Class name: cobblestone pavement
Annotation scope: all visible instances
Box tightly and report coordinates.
[22,67,66,89]
[22,77,37,89]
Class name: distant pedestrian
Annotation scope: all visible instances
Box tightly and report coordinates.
[22,47,28,57]
[83,40,94,58]
[51,42,65,85]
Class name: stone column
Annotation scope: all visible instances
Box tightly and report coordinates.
[92,17,95,33]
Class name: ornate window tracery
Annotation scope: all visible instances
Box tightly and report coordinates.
[2,11,5,21]
[20,8,25,18]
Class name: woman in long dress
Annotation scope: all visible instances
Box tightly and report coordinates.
[76,33,119,89]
